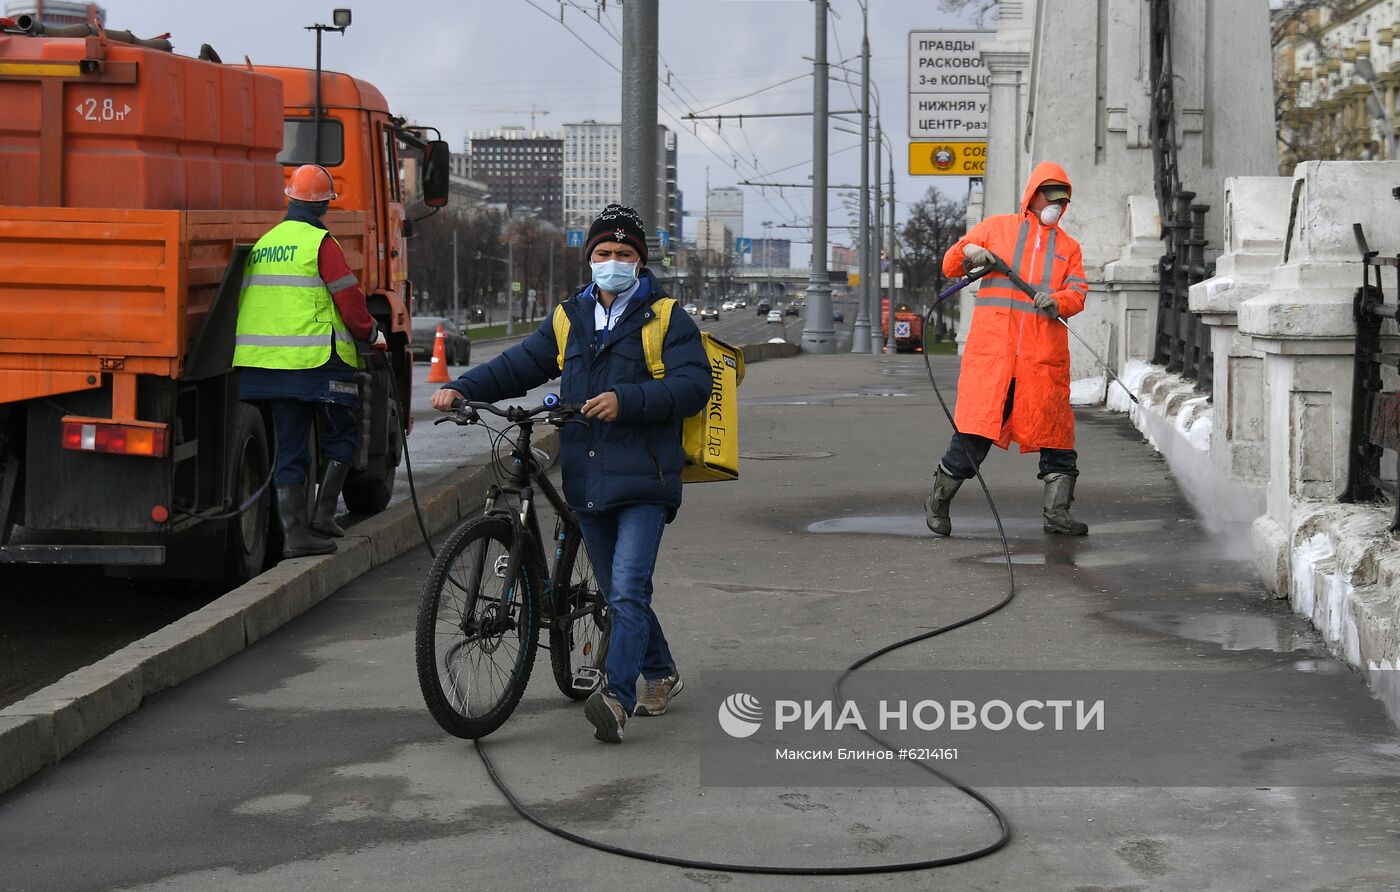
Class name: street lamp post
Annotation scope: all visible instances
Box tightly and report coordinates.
[852,2,872,353]
[305,9,351,165]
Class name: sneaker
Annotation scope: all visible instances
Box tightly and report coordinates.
[634,671,684,717]
[584,690,627,743]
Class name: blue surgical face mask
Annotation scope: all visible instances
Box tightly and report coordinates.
[591,259,639,293]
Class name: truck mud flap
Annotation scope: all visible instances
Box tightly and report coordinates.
[0,544,165,565]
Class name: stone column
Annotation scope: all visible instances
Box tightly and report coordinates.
[1188,176,1292,497]
[1240,161,1400,593]
[1103,195,1166,375]
[981,49,1029,218]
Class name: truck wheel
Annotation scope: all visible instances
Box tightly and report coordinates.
[225,404,271,584]
[343,402,401,514]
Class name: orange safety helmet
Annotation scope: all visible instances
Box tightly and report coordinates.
[285,164,338,202]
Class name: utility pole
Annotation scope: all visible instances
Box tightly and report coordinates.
[851,3,872,353]
[802,0,836,353]
[506,221,515,337]
[451,224,459,323]
[871,115,884,354]
[885,152,898,355]
[547,240,555,314]
[621,0,659,234]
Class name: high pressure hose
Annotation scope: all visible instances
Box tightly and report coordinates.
[401,304,1021,875]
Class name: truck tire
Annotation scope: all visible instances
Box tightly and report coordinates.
[225,404,271,584]
[343,401,401,514]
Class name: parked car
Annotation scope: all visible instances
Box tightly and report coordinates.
[700,305,719,320]
[767,309,783,324]
[785,304,799,316]
[756,301,771,316]
[684,303,699,315]
[411,315,471,365]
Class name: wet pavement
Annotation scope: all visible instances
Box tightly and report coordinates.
[1,351,1398,891]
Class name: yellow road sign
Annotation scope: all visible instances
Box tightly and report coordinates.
[847,272,860,286]
[909,141,986,176]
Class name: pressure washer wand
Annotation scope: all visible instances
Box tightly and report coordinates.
[974,253,1140,406]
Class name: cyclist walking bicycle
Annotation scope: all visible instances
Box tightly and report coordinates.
[430,204,709,742]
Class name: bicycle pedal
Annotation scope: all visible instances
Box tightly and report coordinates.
[571,666,603,693]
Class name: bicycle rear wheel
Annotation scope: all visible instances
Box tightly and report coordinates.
[548,522,611,700]
[415,515,538,739]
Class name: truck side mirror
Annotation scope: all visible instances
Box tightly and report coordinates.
[421,139,450,208]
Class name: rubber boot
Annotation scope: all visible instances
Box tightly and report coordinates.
[924,467,964,537]
[310,460,350,538]
[1042,473,1089,536]
[277,484,336,558]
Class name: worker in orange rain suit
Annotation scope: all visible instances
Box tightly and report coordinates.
[924,161,1091,537]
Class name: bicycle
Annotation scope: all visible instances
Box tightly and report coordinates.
[414,395,611,740]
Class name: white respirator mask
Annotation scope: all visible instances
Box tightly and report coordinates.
[1039,204,1064,226]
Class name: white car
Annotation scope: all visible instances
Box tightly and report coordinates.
[767,309,783,324]
[721,300,736,311]
[683,303,699,315]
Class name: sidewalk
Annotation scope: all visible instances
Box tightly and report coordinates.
[1,352,1398,891]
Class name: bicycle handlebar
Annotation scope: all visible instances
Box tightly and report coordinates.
[435,395,583,427]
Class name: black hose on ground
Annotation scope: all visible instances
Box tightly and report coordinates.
[406,317,1020,874]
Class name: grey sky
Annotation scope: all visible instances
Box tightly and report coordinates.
[104,0,979,262]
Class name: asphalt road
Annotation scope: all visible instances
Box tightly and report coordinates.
[3,350,1398,891]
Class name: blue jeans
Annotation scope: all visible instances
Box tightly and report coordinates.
[574,503,675,715]
[940,379,1078,480]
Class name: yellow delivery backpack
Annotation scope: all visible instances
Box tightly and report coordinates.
[552,297,745,483]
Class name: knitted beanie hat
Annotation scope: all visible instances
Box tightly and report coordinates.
[584,204,648,264]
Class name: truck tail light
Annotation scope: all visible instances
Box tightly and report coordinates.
[61,420,169,457]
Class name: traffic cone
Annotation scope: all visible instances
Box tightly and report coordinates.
[427,324,450,383]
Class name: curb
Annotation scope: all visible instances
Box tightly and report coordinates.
[0,432,557,796]
[0,341,804,795]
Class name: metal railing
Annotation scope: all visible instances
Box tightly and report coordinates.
[1147,0,1214,394]
[1151,194,1215,391]
[1342,222,1400,531]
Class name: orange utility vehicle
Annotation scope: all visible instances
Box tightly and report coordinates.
[0,18,449,583]
[881,297,925,354]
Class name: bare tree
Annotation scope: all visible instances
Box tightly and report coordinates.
[937,0,997,26]
[900,186,967,341]
[1272,1,1375,173]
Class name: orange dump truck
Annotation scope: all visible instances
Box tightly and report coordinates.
[0,21,448,583]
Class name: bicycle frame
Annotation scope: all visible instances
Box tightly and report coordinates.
[478,419,593,635]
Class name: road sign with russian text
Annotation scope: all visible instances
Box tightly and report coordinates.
[909,29,992,141]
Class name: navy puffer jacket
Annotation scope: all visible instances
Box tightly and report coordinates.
[442,270,710,520]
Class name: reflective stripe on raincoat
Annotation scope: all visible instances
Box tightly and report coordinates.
[941,161,1089,451]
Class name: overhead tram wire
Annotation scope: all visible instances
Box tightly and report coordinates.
[588,3,811,226]
[521,0,809,228]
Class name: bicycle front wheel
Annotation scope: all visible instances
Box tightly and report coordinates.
[549,524,611,700]
[415,516,538,739]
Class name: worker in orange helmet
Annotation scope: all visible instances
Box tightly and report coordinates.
[233,163,386,559]
[925,161,1091,538]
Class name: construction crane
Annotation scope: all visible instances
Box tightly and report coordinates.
[471,106,551,129]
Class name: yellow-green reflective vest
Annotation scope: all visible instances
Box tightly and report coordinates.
[233,220,362,370]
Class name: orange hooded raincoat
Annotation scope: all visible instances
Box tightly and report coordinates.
[942,162,1088,452]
